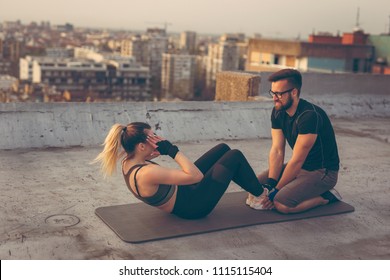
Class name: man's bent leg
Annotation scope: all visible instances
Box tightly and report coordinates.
[274,197,328,214]
[273,169,338,213]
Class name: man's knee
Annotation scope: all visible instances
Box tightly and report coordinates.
[273,187,301,208]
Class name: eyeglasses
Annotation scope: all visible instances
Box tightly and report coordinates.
[268,88,295,99]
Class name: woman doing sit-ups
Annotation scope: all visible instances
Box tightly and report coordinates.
[94,122,270,219]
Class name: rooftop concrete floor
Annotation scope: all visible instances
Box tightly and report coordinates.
[0,117,389,260]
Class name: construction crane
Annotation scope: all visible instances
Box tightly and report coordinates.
[145,21,172,33]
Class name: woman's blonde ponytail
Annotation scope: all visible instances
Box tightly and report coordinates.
[93,124,125,178]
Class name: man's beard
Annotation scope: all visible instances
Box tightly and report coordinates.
[274,93,293,111]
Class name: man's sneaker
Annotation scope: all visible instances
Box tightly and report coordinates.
[250,188,269,210]
[321,188,342,203]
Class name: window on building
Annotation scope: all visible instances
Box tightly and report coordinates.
[363,59,370,73]
[137,78,146,85]
[274,55,280,65]
[353,59,360,73]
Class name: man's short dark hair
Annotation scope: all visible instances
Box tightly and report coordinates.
[268,68,302,91]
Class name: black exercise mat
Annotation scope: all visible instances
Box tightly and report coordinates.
[95,191,354,243]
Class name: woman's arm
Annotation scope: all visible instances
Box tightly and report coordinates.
[142,157,203,186]
[144,134,204,186]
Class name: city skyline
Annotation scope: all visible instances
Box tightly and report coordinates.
[1,0,389,38]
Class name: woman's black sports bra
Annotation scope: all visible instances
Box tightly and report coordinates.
[122,161,176,206]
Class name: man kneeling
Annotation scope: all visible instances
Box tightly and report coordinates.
[256,68,341,213]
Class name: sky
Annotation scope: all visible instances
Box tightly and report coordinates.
[1,0,389,38]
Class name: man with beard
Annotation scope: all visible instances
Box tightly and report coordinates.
[249,68,342,213]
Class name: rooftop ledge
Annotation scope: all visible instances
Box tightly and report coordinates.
[1,71,390,149]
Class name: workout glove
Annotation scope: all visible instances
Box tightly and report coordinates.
[263,178,278,191]
[156,140,179,159]
[267,187,279,202]
[263,178,279,201]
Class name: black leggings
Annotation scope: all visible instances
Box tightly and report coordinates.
[172,143,264,219]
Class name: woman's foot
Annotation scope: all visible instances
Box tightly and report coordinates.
[246,193,255,206]
[247,188,269,210]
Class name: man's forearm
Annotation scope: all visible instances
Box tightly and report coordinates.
[268,148,284,180]
[275,160,303,189]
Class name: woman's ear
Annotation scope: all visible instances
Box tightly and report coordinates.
[138,143,145,151]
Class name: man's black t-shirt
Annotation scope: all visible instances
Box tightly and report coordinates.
[271,99,340,171]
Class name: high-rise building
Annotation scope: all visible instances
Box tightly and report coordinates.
[205,34,239,90]
[161,53,196,100]
[121,35,149,66]
[180,31,197,54]
[121,29,168,99]
[148,34,168,80]
[0,37,25,77]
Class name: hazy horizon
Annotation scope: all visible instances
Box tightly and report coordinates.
[1,0,389,38]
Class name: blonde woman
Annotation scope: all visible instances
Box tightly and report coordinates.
[94,122,270,219]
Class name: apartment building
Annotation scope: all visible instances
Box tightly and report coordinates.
[19,51,150,101]
[161,53,197,100]
[205,34,240,89]
[180,31,197,54]
[147,31,168,99]
[246,30,374,73]
[105,54,150,100]
[0,37,25,77]
[121,35,150,66]
[121,29,168,99]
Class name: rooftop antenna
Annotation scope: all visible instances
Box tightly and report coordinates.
[355,7,360,28]
[388,14,390,34]
[353,6,363,32]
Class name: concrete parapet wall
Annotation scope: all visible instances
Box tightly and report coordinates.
[1,72,389,149]
[0,102,272,149]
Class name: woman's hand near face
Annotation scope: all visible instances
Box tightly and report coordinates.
[146,132,164,148]
[145,132,163,159]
